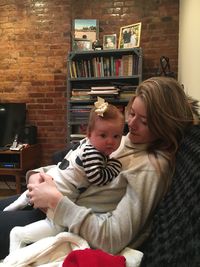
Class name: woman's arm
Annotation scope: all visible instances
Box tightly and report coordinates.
[28,158,169,254]
[52,167,168,254]
[27,148,170,254]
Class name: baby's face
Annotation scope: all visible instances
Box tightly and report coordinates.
[89,119,123,156]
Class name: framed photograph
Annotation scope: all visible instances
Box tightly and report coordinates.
[72,38,92,51]
[103,34,117,50]
[118,22,142,49]
[73,19,99,43]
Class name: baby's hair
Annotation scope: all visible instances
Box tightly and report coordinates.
[87,103,125,135]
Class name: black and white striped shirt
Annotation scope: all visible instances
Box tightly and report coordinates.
[82,144,122,186]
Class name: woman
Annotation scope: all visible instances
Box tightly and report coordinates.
[0,76,198,259]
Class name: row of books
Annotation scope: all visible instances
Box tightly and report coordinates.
[69,54,139,79]
[69,103,126,123]
[69,104,93,121]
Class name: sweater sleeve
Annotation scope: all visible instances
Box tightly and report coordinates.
[52,154,170,254]
[82,145,122,186]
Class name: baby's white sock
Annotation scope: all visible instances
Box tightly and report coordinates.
[3,190,29,211]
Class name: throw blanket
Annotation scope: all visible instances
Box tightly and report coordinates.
[140,125,200,267]
[0,232,143,267]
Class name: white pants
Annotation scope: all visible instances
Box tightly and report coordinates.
[9,218,65,253]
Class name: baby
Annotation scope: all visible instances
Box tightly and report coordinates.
[4,97,125,252]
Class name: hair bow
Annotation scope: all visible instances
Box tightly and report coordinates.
[94,97,108,117]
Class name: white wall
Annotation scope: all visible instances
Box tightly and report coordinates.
[178,0,200,101]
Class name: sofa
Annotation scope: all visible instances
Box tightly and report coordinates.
[140,125,200,267]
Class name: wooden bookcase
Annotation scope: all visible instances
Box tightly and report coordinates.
[67,47,142,146]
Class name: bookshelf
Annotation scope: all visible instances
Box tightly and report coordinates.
[67,47,142,146]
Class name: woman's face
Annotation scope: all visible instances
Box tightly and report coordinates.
[127,96,157,144]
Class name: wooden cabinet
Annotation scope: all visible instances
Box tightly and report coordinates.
[67,48,142,146]
[0,144,41,194]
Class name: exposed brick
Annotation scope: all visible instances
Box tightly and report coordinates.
[0,0,179,165]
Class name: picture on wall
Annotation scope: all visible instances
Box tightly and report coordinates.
[73,19,99,43]
[103,34,117,50]
[118,22,142,49]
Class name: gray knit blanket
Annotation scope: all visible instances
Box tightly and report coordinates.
[141,125,200,267]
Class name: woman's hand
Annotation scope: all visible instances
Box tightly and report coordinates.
[27,173,63,210]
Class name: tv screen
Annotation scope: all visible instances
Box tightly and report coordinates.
[0,103,26,148]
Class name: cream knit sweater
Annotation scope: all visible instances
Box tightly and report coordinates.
[40,134,171,254]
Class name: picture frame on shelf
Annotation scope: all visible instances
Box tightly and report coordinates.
[103,34,117,50]
[72,38,92,51]
[118,22,141,49]
[73,19,99,43]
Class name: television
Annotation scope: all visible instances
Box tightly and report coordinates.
[0,103,26,149]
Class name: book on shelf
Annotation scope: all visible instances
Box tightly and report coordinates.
[119,85,137,99]
[72,89,90,94]
[70,105,92,120]
[71,95,91,100]
[120,85,137,92]
[90,86,117,90]
[70,104,93,109]
[88,90,119,95]
[133,54,139,75]
[71,89,91,100]
[89,85,119,96]
[120,92,136,99]
[70,134,86,139]
[69,61,77,78]
[70,111,90,116]
[121,55,133,76]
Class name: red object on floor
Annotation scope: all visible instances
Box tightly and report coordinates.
[62,248,126,267]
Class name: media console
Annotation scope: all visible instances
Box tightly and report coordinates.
[0,144,41,194]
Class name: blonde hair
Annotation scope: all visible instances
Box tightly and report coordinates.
[127,76,199,160]
[87,103,125,135]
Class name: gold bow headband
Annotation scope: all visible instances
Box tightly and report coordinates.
[94,97,108,117]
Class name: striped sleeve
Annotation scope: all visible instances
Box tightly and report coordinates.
[82,145,122,186]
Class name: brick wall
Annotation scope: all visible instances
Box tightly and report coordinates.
[0,0,179,165]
